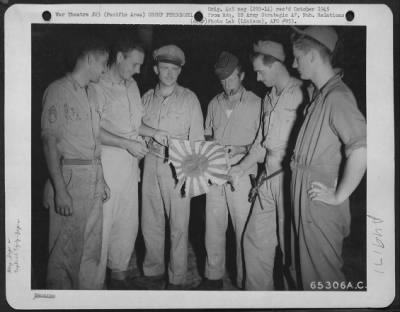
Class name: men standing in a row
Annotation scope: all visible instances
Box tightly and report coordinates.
[230,40,304,290]
[133,45,204,290]
[91,39,167,290]
[42,39,110,289]
[289,26,366,290]
[194,52,261,290]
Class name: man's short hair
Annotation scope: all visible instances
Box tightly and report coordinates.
[251,52,282,67]
[290,32,334,63]
[67,35,108,70]
[108,38,145,65]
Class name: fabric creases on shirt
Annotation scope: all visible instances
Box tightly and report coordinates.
[90,72,144,141]
[292,72,366,170]
[142,84,204,141]
[247,77,304,167]
[41,74,101,160]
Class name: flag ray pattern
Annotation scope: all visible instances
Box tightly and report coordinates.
[168,139,229,197]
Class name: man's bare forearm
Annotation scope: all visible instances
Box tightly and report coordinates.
[42,135,66,193]
[100,128,140,150]
[139,122,159,138]
[335,147,367,203]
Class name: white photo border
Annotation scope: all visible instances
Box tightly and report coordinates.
[4,3,395,309]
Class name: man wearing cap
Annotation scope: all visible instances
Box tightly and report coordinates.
[229,40,304,290]
[192,52,261,290]
[90,39,168,290]
[41,38,110,289]
[290,26,366,290]
[133,44,204,290]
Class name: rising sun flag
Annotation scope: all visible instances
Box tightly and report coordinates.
[168,139,230,197]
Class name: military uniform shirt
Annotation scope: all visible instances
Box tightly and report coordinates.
[142,84,204,141]
[41,74,101,160]
[89,71,143,141]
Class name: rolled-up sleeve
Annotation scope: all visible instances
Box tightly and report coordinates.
[328,91,366,157]
[188,93,205,141]
[88,83,107,120]
[89,84,116,135]
[41,84,65,140]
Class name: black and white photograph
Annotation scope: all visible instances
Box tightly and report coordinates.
[30,23,367,291]
[3,3,396,309]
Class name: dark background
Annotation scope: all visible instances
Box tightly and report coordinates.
[31,24,366,289]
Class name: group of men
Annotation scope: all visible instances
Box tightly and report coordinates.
[41,26,366,291]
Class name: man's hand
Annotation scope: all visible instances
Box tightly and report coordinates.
[154,130,169,146]
[228,165,245,187]
[126,140,149,159]
[225,145,239,158]
[308,181,343,205]
[55,188,73,216]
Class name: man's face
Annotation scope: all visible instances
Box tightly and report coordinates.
[154,62,181,87]
[292,46,312,80]
[220,68,244,96]
[117,50,145,81]
[252,55,275,88]
[88,51,108,83]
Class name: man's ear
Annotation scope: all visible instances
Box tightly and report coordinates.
[309,49,318,63]
[116,51,124,64]
[240,71,245,82]
[153,65,159,75]
[86,53,93,65]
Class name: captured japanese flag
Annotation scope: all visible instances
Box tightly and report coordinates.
[168,139,229,197]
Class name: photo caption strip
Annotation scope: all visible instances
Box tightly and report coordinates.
[37,4,353,25]
[4,3,394,309]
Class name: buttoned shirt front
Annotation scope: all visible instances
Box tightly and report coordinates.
[247,77,303,170]
[89,71,143,141]
[205,88,261,165]
[41,74,101,160]
[142,84,204,141]
[205,88,261,146]
[261,77,303,156]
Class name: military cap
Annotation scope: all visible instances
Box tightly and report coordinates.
[153,44,185,66]
[253,40,285,62]
[214,51,239,80]
[292,26,338,53]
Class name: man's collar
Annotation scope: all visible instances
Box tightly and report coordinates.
[66,73,86,90]
[317,68,344,93]
[155,83,181,98]
[103,69,134,87]
[220,86,245,102]
[310,68,344,100]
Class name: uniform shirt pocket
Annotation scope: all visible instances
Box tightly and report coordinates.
[167,110,187,135]
[64,103,90,134]
[142,108,159,127]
